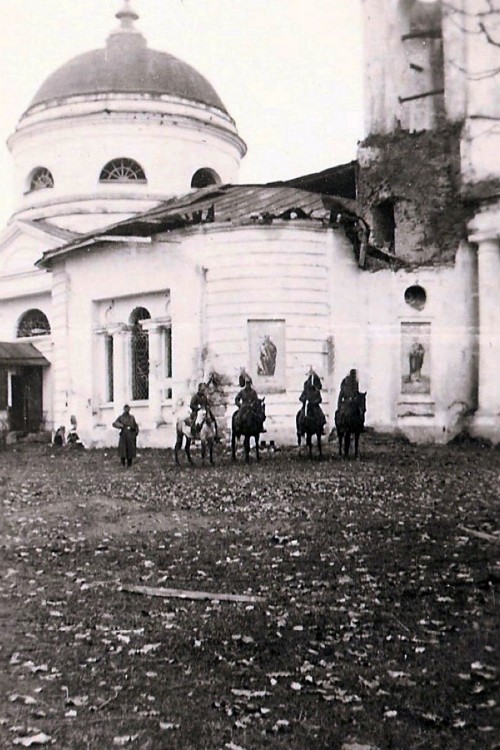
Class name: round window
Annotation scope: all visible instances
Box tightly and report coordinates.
[404,285,427,310]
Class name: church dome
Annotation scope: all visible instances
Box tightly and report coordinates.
[26,2,228,116]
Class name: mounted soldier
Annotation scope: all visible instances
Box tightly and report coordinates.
[296,368,327,458]
[234,374,260,431]
[189,382,218,441]
[298,368,326,434]
[337,368,360,412]
[232,373,266,462]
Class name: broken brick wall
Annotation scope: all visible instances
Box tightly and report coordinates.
[357,125,475,266]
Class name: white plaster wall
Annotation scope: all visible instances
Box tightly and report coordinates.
[57,237,205,447]
[362,0,467,136]
[32,221,480,448]
[185,223,371,444]
[364,242,477,441]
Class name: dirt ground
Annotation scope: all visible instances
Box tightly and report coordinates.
[0,435,499,750]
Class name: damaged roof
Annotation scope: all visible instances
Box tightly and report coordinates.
[37,183,358,267]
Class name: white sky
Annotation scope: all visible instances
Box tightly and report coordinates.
[0,0,364,226]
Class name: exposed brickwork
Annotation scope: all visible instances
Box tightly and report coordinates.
[357,125,475,265]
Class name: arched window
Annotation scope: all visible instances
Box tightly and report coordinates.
[17,309,51,338]
[99,158,147,183]
[191,168,221,189]
[130,307,150,400]
[29,167,54,192]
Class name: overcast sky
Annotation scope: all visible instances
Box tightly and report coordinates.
[0,0,364,226]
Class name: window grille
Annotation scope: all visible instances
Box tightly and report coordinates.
[17,309,51,338]
[0,368,7,410]
[99,158,147,183]
[164,327,172,379]
[130,307,150,400]
[30,167,54,191]
[106,335,114,402]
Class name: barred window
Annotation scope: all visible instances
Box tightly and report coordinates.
[105,335,114,403]
[17,309,51,338]
[164,327,172,379]
[130,307,150,400]
[29,167,54,191]
[0,368,7,410]
[99,158,147,183]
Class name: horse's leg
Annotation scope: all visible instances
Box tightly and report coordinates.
[338,431,343,457]
[244,435,250,463]
[174,433,182,465]
[209,440,214,465]
[354,431,360,460]
[185,438,193,464]
[306,432,312,459]
[231,432,237,461]
[255,435,260,462]
[201,440,206,465]
[318,433,323,459]
[345,431,351,458]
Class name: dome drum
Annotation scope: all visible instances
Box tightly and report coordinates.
[7,4,245,227]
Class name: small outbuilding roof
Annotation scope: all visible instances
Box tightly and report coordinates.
[0,342,50,367]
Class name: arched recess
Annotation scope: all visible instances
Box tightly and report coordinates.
[17,309,51,338]
[191,168,221,189]
[129,307,151,400]
[99,158,147,183]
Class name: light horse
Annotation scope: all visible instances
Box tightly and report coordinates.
[334,392,367,459]
[296,402,326,459]
[231,399,266,463]
[174,408,217,466]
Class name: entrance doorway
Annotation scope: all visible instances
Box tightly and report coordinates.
[11,367,44,433]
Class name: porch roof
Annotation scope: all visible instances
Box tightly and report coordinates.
[0,342,50,367]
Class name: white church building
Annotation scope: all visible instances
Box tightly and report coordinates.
[0,0,499,447]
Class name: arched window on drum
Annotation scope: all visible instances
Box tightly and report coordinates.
[99,158,147,183]
[191,168,221,189]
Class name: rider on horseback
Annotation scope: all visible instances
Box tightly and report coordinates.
[234,374,265,432]
[189,382,219,441]
[337,368,360,412]
[298,368,326,434]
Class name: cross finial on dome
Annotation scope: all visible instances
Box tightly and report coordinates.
[115,0,139,30]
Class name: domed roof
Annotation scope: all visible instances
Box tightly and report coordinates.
[26,3,228,115]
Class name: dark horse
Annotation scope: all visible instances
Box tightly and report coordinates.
[334,392,367,459]
[296,403,326,459]
[231,399,266,463]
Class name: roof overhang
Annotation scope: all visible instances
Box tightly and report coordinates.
[0,342,50,367]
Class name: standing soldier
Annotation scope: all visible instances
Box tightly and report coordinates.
[112,404,139,467]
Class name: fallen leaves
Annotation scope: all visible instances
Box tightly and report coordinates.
[1,441,498,750]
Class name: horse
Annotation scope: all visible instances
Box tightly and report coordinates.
[231,398,266,463]
[334,392,367,459]
[174,408,216,466]
[296,402,326,459]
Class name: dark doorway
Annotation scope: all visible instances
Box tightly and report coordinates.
[11,367,43,433]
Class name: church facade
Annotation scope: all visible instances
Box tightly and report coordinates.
[0,0,499,447]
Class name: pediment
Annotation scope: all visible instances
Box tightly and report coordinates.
[0,219,74,277]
